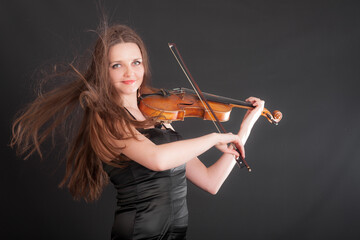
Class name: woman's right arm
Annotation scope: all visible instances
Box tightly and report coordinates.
[110,130,242,171]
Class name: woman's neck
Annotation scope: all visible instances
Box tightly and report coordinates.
[120,94,139,110]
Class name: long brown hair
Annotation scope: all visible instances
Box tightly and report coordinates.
[11,24,155,202]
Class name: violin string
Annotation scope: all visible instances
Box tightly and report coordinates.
[168,44,221,133]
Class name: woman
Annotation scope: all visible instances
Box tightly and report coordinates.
[11,24,264,239]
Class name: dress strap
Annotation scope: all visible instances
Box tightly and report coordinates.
[124,107,137,120]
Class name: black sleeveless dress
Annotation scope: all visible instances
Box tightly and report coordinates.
[103,125,188,240]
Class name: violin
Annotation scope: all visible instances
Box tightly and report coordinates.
[139,88,282,125]
[139,43,283,171]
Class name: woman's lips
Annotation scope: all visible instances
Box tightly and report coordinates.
[122,80,136,85]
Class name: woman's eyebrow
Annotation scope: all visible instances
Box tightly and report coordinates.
[109,58,142,64]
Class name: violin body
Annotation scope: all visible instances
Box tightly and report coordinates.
[140,89,232,122]
[139,88,282,125]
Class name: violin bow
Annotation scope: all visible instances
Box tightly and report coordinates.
[168,43,251,172]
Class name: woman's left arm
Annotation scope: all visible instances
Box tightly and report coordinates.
[186,97,264,194]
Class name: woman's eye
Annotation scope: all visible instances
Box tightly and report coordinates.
[133,60,142,66]
[112,64,121,69]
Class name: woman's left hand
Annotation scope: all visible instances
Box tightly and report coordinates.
[237,97,265,145]
[244,96,265,122]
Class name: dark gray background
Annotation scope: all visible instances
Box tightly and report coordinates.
[1,0,360,239]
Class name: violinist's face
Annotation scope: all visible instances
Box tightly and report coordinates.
[108,42,144,98]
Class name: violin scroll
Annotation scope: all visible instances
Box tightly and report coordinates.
[263,109,283,125]
[272,110,283,124]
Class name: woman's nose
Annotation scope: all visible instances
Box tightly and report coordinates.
[124,66,135,77]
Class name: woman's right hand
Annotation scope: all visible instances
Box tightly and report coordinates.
[214,133,245,159]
